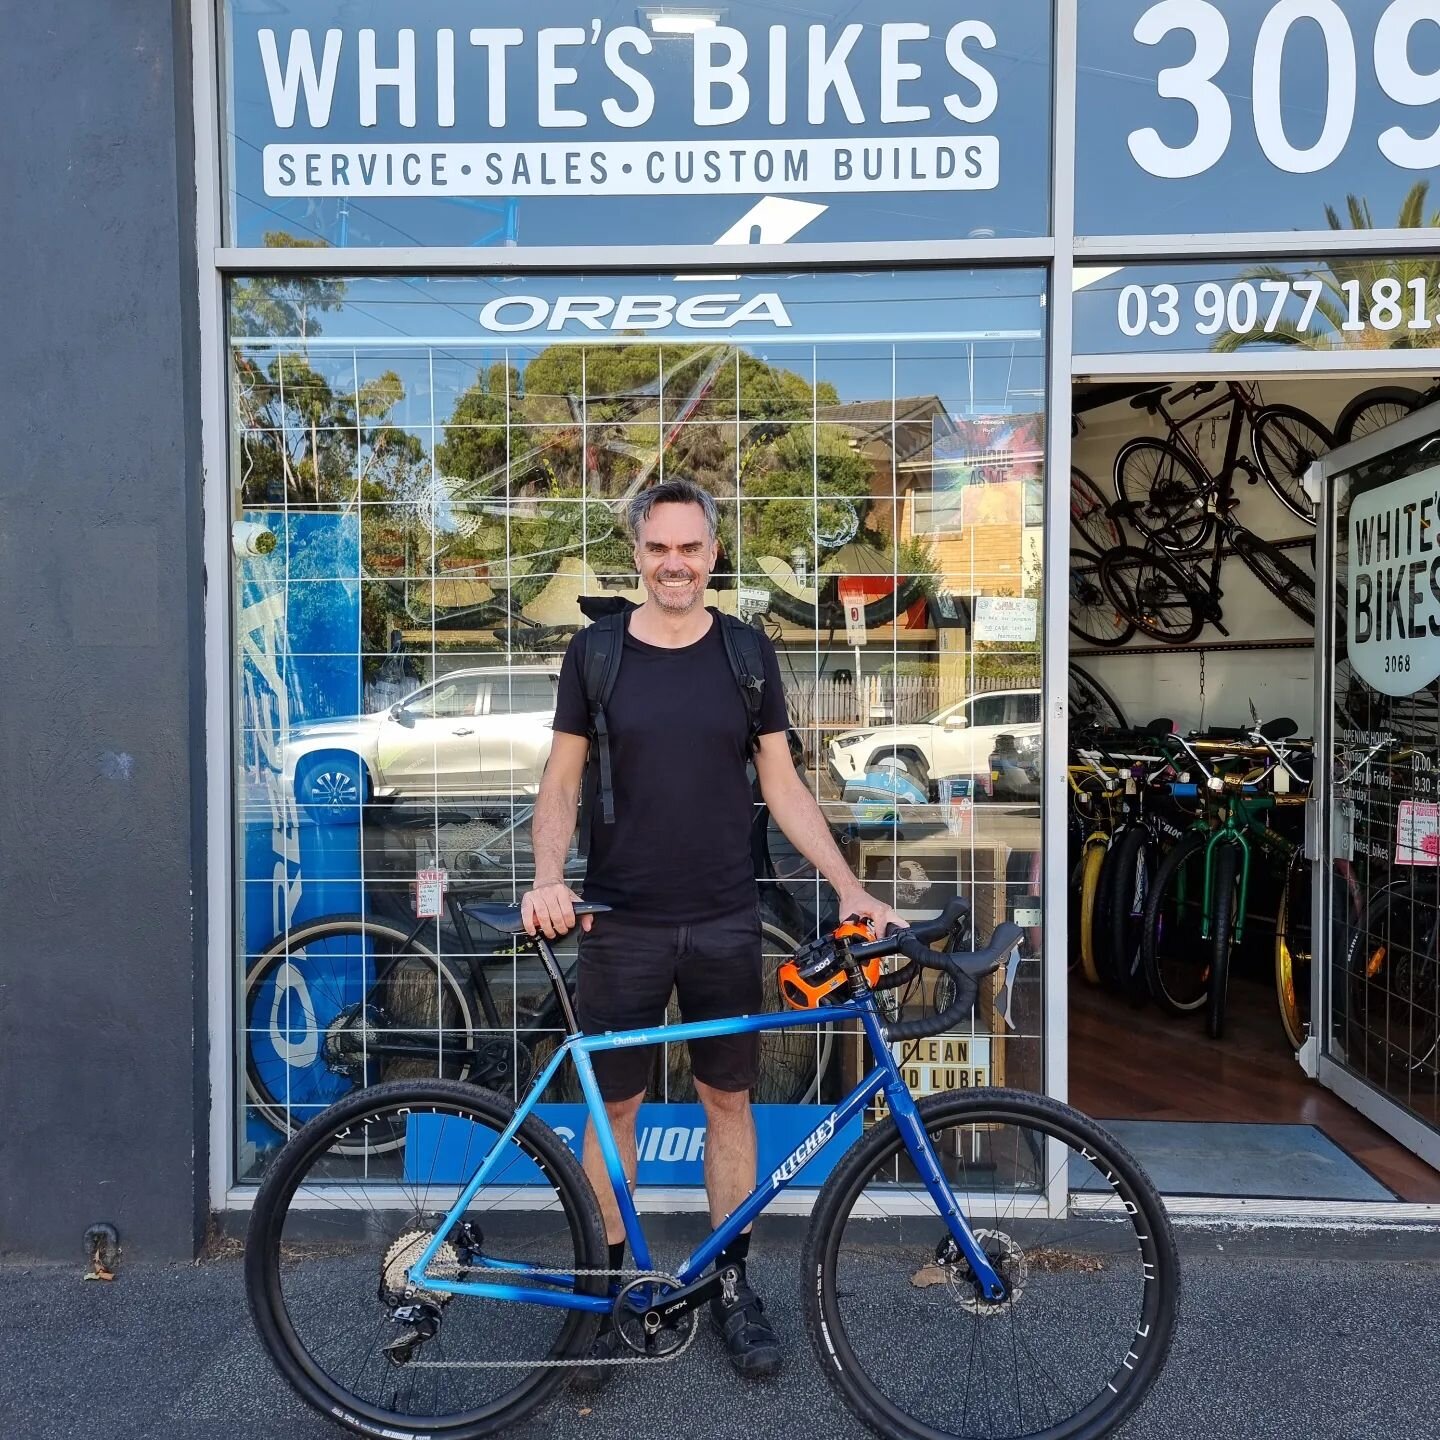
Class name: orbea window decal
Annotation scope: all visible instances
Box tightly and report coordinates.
[474,292,792,332]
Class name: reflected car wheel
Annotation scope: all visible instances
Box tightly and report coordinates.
[296,754,369,811]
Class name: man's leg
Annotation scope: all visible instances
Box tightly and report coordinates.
[582,1091,645,1245]
[679,903,780,1380]
[694,1078,756,1229]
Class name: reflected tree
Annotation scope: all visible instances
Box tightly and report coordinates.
[1214,182,1440,353]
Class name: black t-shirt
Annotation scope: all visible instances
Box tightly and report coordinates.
[553,609,789,923]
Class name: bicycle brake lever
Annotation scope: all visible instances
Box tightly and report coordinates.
[994,945,1023,1033]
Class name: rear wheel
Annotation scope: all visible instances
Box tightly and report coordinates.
[245,1078,608,1440]
[1142,830,1212,1015]
[1113,438,1213,552]
[1100,545,1204,645]
[244,917,481,1154]
[803,1089,1179,1440]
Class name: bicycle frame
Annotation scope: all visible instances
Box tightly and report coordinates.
[404,983,1008,1309]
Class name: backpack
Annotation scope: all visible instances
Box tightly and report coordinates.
[573,594,767,836]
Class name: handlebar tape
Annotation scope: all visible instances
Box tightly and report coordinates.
[882,922,1025,1044]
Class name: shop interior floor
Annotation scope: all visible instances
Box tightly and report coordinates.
[1069,971,1440,1203]
[1076,1120,1394,1200]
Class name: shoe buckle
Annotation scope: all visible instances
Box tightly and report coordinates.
[720,1266,739,1306]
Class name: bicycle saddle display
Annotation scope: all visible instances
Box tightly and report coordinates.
[464,900,612,934]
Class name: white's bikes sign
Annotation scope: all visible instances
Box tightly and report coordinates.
[1348,465,1440,697]
[256,19,1004,198]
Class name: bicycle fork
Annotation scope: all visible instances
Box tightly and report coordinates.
[1200,828,1252,943]
[859,1005,1007,1303]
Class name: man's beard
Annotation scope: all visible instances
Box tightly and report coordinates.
[649,572,705,610]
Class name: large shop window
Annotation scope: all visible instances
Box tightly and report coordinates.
[228,268,1048,1180]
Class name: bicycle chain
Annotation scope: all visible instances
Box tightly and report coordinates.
[406,1265,700,1370]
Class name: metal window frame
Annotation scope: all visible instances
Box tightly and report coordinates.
[197,0,1440,1207]
[1306,400,1440,1174]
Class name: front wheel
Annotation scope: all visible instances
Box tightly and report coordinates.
[1250,404,1331,525]
[1205,841,1242,1041]
[1142,830,1212,1015]
[246,1078,608,1440]
[803,1089,1179,1440]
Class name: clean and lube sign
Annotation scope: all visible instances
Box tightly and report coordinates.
[1348,465,1440,697]
[257,21,1003,197]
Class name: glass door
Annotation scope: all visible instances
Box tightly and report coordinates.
[1311,399,1440,1169]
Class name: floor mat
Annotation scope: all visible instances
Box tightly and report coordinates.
[1073,1121,1396,1201]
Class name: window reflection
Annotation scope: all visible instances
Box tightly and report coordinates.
[230,269,1048,1178]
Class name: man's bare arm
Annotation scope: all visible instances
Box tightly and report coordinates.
[523,731,591,937]
[752,731,902,933]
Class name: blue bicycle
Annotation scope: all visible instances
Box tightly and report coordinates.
[246,898,1178,1440]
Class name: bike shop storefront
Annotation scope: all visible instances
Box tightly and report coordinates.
[1066,266,1440,1207]
[204,0,1440,1217]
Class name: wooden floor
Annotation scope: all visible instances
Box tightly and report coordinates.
[1068,971,1440,1204]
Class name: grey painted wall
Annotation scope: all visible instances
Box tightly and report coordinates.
[0,1,205,1258]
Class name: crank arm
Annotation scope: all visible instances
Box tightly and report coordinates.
[640,1269,728,1327]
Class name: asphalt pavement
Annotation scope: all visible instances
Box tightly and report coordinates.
[4,1218,1436,1440]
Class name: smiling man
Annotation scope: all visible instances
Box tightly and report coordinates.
[521,478,899,1389]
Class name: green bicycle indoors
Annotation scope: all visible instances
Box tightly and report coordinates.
[1142,721,1309,1040]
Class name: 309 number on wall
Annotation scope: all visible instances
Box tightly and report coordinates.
[1129,0,1440,180]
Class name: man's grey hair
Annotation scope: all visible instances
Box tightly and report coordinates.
[626,479,718,542]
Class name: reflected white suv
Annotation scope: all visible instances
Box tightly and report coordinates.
[827,689,1042,796]
[283,667,559,808]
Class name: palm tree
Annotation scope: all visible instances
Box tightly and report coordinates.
[1212,181,1440,353]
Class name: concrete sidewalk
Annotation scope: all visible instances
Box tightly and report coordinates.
[4,1220,1435,1440]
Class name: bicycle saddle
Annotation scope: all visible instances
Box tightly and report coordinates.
[1260,717,1298,741]
[463,900,612,934]
[1128,385,1168,413]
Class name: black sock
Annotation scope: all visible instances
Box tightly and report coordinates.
[718,1231,751,1274]
[598,1240,626,1329]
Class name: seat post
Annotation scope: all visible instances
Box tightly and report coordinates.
[533,932,582,1036]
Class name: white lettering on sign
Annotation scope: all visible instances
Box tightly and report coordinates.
[1347,464,1440,696]
[262,137,997,198]
[257,22,1000,132]
[1111,274,1437,341]
[474,291,792,334]
[1127,0,1440,179]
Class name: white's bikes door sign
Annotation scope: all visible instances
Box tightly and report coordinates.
[1348,465,1440,697]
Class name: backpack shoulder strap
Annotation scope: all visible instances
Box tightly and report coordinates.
[579,609,627,825]
[718,613,767,758]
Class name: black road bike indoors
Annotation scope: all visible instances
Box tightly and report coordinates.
[1112,380,1330,536]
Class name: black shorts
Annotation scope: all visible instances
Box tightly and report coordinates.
[575,905,763,1102]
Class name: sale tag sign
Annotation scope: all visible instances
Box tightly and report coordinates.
[1395,802,1440,867]
[838,578,869,647]
[415,867,447,917]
